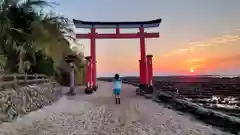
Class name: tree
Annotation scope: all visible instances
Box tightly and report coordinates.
[0,0,85,85]
[0,0,50,72]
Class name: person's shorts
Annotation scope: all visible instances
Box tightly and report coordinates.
[113,88,121,95]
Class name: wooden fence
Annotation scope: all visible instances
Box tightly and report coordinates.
[0,74,51,90]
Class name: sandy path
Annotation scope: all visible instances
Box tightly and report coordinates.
[0,81,232,135]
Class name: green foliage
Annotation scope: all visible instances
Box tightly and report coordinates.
[0,55,6,70]
[4,48,19,73]
[0,0,85,85]
[25,50,54,75]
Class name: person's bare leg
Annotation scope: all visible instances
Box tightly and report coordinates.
[115,94,118,104]
[117,94,120,104]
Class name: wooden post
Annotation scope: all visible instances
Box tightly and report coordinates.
[70,63,75,90]
[35,74,38,84]
[24,74,28,85]
[13,75,17,88]
[65,62,76,96]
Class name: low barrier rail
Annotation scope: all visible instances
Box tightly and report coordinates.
[0,74,51,90]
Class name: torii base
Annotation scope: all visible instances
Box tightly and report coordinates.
[65,88,76,96]
[136,84,149,96]
[147,85,154,94]
[92,85,98,91]
[85,87,93,94]
[136,84,154,96]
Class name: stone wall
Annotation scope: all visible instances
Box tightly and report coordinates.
[0,83,63,123]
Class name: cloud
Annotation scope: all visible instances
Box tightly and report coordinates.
[183,58,206,71]
[191,54,240,72]
[164,32,240,56]
[172,54,240,74]
[207,54,240,66]
[209,35,239,44]
[183,58,205,65]
[165,47,196,55]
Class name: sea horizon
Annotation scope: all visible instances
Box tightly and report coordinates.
[98,75,240,78]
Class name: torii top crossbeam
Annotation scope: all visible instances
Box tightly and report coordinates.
[73,19,161,39]
[73,18,161,29]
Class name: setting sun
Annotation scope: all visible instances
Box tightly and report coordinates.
[190,68,195,73]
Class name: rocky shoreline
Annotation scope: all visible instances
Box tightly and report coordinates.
[0,81,232,135]
[152,90,240,134]
[0,83,63,123]
[99,76,240,134]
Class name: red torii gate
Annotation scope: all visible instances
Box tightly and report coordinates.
[73,19,161,93]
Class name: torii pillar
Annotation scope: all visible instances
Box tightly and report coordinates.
[147,55,154,93]
[84,56,93,94]
[90,28,98,91]
[139,27,148,90]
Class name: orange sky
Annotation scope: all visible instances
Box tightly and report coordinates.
[80,29,240,76]
[154,30,240,75]
[54,0,240,76]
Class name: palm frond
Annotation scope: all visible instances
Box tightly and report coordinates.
[21,0,56,9]
[0,0,85,76]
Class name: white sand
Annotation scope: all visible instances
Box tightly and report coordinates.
[0,81,233,135]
